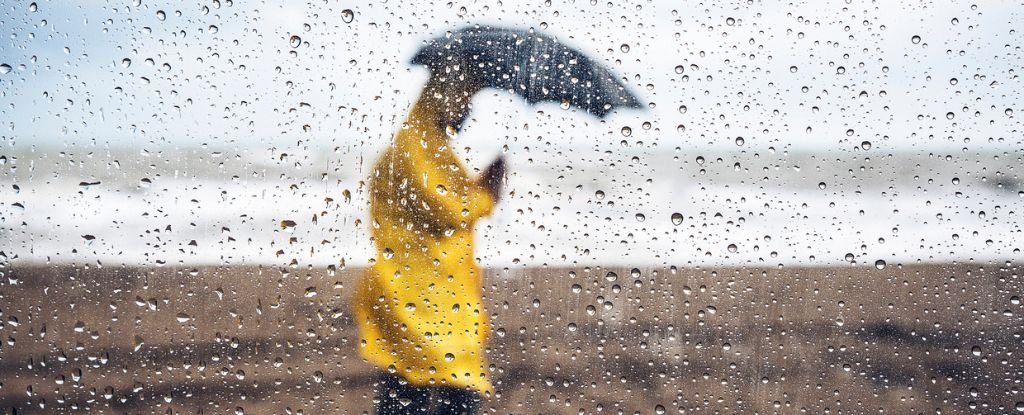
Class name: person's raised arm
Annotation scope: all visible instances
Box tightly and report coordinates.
[404,145,496,231]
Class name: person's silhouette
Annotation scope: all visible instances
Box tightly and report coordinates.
[354,57,503,415]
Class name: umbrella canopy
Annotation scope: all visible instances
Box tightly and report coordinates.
[411,25,642,118]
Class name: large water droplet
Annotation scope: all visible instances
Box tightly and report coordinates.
[671,212,683,225]
[0,64,11,74]
[874,259,886,270]
[911,35,921,44]
[289,35,302,48]
[341,9,355,23]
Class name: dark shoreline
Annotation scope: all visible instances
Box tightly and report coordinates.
[1,263,1021,414]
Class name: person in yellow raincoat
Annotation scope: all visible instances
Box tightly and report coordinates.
[354,60,504,415]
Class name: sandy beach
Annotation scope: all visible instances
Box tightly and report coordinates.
[1,263,1020,414]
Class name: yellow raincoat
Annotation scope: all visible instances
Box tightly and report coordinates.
[354,99,495,393]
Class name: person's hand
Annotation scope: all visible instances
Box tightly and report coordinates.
[481,156,505,201]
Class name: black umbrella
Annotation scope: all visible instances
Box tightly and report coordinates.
[411,25,642,118]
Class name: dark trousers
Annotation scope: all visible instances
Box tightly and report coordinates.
[375,373,480,415]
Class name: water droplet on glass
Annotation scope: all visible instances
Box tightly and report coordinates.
[911,35,921,44]
[671,212,683,225]
[621,126,631,137]
[789,66,798,73]
[726,17,736,26]
[620,43,630,53]
[121,58,131,68]
[971,345,982,356]
[678,105,687,114]
[674,65,684,74]
[341,9,355,23]
[734,137,744,146]
[818,182,827,190]
[0,64,11,74]
[860,141,871,150]
[156,10,166,20]
[874,259,886,270]
[727,244,738,253]
[176,313,192,323]
[635,213,645,222]
[444,353,455,362]
[28,2,37,12]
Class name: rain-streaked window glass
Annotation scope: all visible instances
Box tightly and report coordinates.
[2,1,1022,413]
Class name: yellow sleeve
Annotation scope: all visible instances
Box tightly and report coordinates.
[406,145,494,229]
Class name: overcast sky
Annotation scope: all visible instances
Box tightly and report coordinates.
[1,0,1020,156]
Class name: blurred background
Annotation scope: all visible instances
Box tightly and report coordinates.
[1,1,1022,413]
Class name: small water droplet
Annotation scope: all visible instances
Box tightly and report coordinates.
[671,212,683,225]
[727,244,738,253]
[725,17,736,26]
[874,259,886,270]
[860,141,871,150]
[121,58,131,68]
[156,10,166,20]
[620,43,630,53]
[289,35,302,48]
[0,64,11,74]
[341,9,355,23]
[674,65,684,74]
[911,35,921,44]
[621,126,632,137]
[734,136,745,146]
